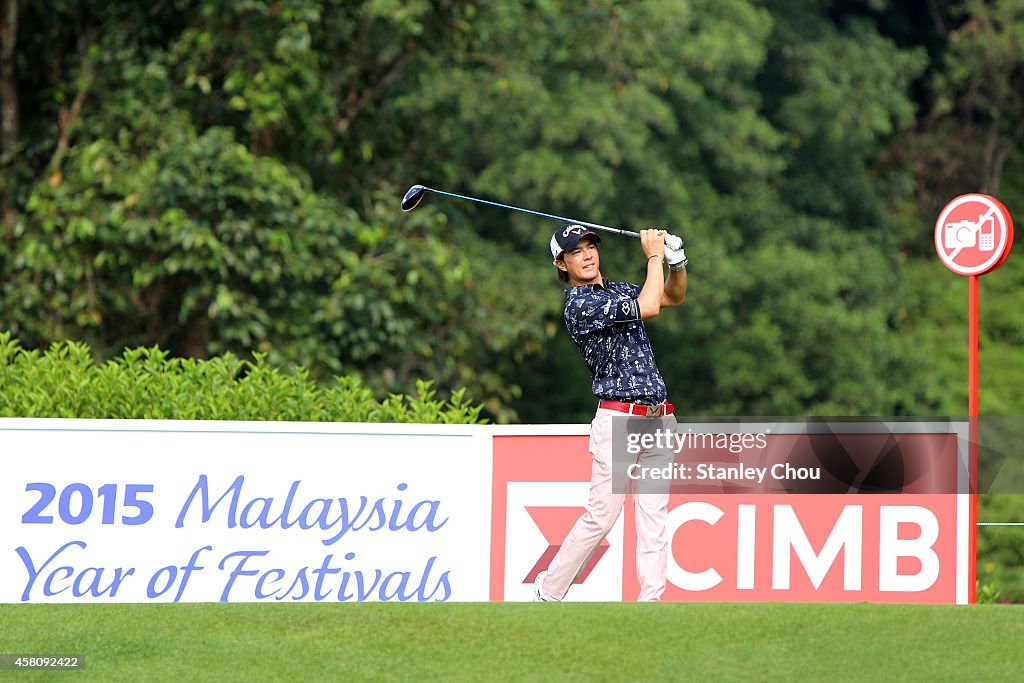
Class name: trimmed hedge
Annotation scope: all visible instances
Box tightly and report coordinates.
[0,332,484,424]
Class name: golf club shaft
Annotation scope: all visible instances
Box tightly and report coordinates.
[421,187,641,240]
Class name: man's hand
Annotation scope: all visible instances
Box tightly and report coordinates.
[665,243,688,270]
[640,229,667,260]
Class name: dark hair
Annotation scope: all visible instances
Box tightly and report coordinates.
[555,260,569,282]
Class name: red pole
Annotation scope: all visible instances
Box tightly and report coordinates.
[968,275,979,603]
[969,275,979,417]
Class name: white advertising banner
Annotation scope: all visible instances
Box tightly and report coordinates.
[1,419,493,603]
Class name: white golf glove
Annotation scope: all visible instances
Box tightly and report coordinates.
[664,235,688,270]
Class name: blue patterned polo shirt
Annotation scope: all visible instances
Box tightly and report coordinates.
[563,279,668,405]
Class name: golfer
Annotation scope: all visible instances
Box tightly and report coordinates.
[534,224,687,602]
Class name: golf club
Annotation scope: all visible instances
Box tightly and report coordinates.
[401,184,683,249]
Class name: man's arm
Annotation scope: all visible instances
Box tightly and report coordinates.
[637,229,667,320]
[660,267,686,308]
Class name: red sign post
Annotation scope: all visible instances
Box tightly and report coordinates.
[933,193,1014,603]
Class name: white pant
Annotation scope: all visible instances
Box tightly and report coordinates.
[541,408,674,601]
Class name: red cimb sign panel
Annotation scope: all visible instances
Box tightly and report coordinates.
[491,424,971,605]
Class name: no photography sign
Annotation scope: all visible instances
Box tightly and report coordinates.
[934,194,1014,276]
[934,192,1015,600]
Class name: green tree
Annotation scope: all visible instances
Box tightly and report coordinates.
[489,1,933,419]
[0,0,548,419]
[1,0,1019,426]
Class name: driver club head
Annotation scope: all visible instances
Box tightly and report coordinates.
[401,185,427,212]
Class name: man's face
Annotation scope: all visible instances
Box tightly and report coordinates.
[558,237,601,285]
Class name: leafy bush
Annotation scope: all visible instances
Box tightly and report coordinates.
[0,332,484,424]
[975,580,1003,605]
[977,494,1024,603]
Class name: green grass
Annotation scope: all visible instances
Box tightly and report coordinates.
[1,603,1021,682]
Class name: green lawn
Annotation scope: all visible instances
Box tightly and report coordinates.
[1,602,1021,682]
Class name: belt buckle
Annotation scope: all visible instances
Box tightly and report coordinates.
[645,404,662,417]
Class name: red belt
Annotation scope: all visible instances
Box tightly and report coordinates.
[598,399,674,417]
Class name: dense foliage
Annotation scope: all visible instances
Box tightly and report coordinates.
[0,332,484,422]
[1,0,1022,422]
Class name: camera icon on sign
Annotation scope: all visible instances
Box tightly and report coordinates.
[943,215,995,252]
